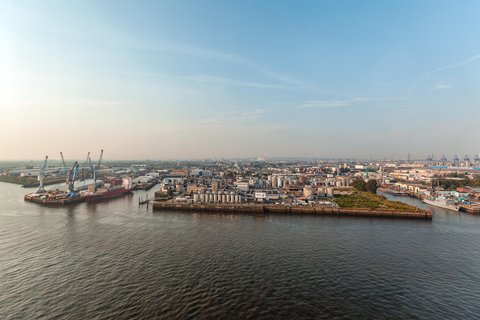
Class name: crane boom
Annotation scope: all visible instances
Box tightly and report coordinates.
[66,161,80,193]
[97,149,104,169]
[83,152,90,168]
[60,152,67,173]
[88,157,96,185]
[37,155,49,193]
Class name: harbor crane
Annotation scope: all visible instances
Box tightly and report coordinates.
[37,155,49,193]
[60,152,67,175]
[83,152,91,169]
[426,154,433,163]
[453,154,460,165]
[88,157,97,189]
[97,149,103,170]
[66,161,80,195]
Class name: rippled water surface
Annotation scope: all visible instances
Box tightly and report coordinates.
[1,182,480,319]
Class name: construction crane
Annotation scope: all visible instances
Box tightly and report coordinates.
[37,155,49,193]
[66,161,80,195]
[60,152,67,174]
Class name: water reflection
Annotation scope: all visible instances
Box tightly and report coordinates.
[0,182,479,319]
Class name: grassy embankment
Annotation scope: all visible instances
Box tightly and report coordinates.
[0,176,65,187]
[335,191,421,211]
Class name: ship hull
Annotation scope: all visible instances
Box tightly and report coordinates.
[422,199,459,211]
[84,189,132,203]
[24,193,85,206]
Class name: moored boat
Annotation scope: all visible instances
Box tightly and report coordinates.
[422,197,460,211]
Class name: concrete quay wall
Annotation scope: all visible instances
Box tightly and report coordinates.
[152,202,432,220]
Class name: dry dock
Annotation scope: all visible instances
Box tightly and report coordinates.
[152,202,432,220]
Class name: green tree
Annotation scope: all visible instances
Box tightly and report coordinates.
[365,179,378,194]
[352,179,367,191]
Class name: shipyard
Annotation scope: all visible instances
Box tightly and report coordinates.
[4,151,480,219]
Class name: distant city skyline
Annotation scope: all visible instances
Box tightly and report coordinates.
[1,0,479,160]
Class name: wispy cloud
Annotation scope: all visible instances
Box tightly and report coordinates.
[195,109,268,125]
[5,4,314,93]
[183,75,287,90]
[58,99,131,107]
[297,96,405,109]
[433,80,454,90]
[93,69,289,91]
[415,53,480,78]
[128,40,315,92]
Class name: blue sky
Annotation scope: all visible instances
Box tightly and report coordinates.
[1,0,479,160]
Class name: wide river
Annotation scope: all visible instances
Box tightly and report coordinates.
[0,182,479,319]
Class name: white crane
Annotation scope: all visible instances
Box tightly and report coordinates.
[37,155,49,193]
[60,152,67,175]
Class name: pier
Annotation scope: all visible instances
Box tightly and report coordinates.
[152,202,432,220]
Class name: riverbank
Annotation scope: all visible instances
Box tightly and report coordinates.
[0,176,65,188]
[152,202,432,220]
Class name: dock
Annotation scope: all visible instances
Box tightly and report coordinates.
[459,204,480,214]
[152,202,432,220]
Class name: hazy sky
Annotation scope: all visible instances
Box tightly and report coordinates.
[1,0,479,160]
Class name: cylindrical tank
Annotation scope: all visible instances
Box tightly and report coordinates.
[221,194,226,203]
[303,186,313,198]
[213,192,218,203]
[326,187,334,197]
[193,193,200,203]
[200,193,206,203]
[230,192,235,203]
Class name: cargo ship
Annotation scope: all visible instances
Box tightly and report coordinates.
[84,178,133,202]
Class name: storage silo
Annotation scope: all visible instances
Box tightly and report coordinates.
[277,176,283,188]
